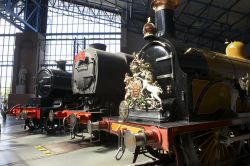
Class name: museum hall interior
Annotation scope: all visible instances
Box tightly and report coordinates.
[1,0,250,165]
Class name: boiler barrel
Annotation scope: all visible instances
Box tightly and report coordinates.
[72,48,133,96]
[36,68,72,98]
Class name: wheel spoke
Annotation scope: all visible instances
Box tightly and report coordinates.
[195,134,213,150]
[178,127,239,165]
[200,135,216,162]
[193,131,213,140]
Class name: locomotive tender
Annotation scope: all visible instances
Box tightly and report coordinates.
[88,0,250,165]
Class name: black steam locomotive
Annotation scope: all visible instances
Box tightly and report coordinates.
[88,0,250,165]
[68,43,133,138]
[34,61,76,132]
[16,61,75,132]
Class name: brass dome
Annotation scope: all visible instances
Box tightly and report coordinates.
[226,41,247,59]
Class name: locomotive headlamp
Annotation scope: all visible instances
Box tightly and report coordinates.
[119,100,129,122]
[48,110,54,122]
[124,130,147,152]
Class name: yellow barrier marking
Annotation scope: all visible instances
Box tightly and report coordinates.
[111,122,143,134]
[35,145,55,157]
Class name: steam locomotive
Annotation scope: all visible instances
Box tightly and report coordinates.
[10,61,77,132]
[88,0,250,165]
[36,60,79,132]
[65,43,133,138]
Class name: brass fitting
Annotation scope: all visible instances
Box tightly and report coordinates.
[151,0,180,11]
[226,41,247,59]
[143,17,156,40]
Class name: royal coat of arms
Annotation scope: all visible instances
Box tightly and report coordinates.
[124,53,163,110]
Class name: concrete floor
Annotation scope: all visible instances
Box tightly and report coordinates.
[0,115,154,166]
[2,115,250,166]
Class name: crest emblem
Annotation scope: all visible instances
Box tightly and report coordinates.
[124,53,163,110]
[131,80,142,99]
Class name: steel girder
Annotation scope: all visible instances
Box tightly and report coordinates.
[0,0,42,32]
[1,0,249,50]
[109,0,250,48]
[48,0,122,27]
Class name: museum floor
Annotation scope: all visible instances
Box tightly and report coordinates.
[0,115,154,166]
[2,116,250,166]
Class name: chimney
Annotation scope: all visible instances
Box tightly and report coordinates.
[56,60,66,71]
[151,0,179,38]
[89,43,107,51]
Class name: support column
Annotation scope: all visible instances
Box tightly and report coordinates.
[24,0,48,34]
[8,32,45,107]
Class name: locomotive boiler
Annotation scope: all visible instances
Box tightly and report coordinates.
[72,44,132,97]
[88,0,250,165]
[36,60,72,99]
